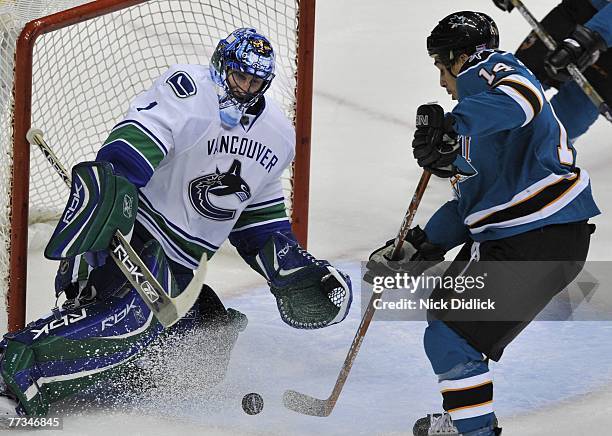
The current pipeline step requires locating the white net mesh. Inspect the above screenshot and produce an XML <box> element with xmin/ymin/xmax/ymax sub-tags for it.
<box><xmin>0</xmin><ymin>0</ymin><xmax>305</xmax><ymax>329</ymax></box>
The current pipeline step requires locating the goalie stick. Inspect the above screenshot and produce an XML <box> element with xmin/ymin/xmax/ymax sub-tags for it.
<box><xmin>283</xmin><ymin>170</ymin><xmax>432</xmax><ymax>417</ymax></box>
<box><xmin>508</xmin><ymin>0</ymin><xmax>612</xmax><ymax>123</ymax></box>
<box><xmin>26</xmin><ymin>127</ymin><xmax>207</xmax><ymax>328</ymax></box>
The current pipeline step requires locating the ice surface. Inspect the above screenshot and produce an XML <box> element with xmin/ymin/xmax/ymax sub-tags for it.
<box><xmin>33</xmin><ymin>265</ymin><xmax>612</xmax><ymax>435</ymax></box>
<box><xmin>15</xmin><ymin>0</ymin><xmax>612</xmax><ymax>434</ymax></box>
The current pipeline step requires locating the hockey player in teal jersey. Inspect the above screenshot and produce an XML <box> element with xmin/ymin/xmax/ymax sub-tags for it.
<box><xmin>366</xmin><ymin>11</ymin><xmax>599</xmax><ymax>436</ymax></box>
<box><xmin>493</xmin><ymin>0</ymin><xmax>612</xmax><ymax>140</ymax></box>
<box><xmin>0</xmin><ymin>28</ymin><xmax>352</xmax><ymax>417</ymax></box>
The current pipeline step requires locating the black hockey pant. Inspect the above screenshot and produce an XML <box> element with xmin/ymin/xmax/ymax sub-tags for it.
<box><xmin>428</xmin><ymin>220</ymin><xmax>594</xmax><ymax>361</ymax></box>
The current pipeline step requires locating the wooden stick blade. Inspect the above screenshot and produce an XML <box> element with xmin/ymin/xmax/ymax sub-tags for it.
<box><xmin>282</xmin><ymin>390</ymin><xmax>332</xmax><ymax>417</ymax></box>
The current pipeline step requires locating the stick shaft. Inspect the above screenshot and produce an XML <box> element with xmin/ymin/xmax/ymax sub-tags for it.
<box><xmin>29</xmin><ymin>130</ymin><xmax>71</xmax><ymax>187</ymax></box>
<box><xmin>509</xmin><ymin>0</ymin><xmax>612</xmax><ymax>122</ymax></box>
<box><xmin>391</xmin><ymin>170</ymin><xmax>431</xmax><ymax>260</ymax></box>
<box><xmin>323</xmin><ymin>170</ymin><xmax>432</xmax><ymax>411</ymax></box>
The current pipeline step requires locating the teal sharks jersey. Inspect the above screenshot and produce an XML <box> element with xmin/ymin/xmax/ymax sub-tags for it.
<box><xmin>424</xmin><ymin>50</ymin><xmax>600</xmax><ymax>250</ymax></box>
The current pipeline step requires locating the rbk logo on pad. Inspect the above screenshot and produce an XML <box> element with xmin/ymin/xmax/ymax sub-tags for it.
<box><xmin>61</xmin><ymin>176</ymin><xmax>86</xmax><ymax>226</ymax></box>
<box><xmin>31</xmin><ymin>309</ymin><xmax>87</xmax><ymax>340</ymax></box>
<box><xmin>189</xmin><ymin>159</ymin><xmax>251</xmax><ymax>221</ymax></box>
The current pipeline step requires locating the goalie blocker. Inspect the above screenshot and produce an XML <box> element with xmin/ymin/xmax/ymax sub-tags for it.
<box><xmin>44</xmin><ymin>161</ymin><xmax>138</xmax><ymax>261</ymax></box>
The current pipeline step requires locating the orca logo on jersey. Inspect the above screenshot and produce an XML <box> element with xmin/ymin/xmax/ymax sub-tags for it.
<box><xmin>189</xmin><ymin>159</ymin><xmax>251</xmax><ymax>221</ymax></box>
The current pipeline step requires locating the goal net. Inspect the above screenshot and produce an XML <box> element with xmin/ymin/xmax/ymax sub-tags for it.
<box><xmin>0</xmin><ymin>0</ymin><xmax>313</xmax><ymax>331</ymax></box>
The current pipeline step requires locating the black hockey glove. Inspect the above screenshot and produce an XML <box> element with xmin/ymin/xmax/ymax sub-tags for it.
<box><xmin>545</xmin><ymin>24</ymin><xmax>607</xmax><ymax>82</ymax></box>
<box><xmin>412</xmin><ymin>104</ymin><xmax>461</xmax><ymax>178</ymax></box>
<box><xmin>364</xmin><ymin>226</ymin><xmax>446</xmax><ymax>286</ymax></box>
<box><xmin>492</xmin><ymin>0</ymin><xmax>513</xmax><ymax>12</ymax></box>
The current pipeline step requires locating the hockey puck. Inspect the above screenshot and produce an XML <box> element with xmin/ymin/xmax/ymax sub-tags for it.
<box><xmin>242</xmin><ymin>392</ymin><xmax>264</xmax><ymax>415</ymax></box>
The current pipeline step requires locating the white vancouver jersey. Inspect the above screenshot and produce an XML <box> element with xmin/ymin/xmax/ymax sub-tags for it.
<box><xmin>98</xmin><ymin>64</ymin><xmax>295</xmax><ymax>269</ymax></box>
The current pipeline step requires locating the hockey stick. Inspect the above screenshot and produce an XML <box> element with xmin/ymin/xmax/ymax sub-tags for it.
<box><xmin>26</xmin><ymin>128</ymin><xmax>207</xmax><ymax>328</ymax></box>
<box><xmin>509</xmin><ymin>0</ymin><xmax>612</xmax><ymax>122</ymax></box>
<box><xmin>283</xmin><ymin>170</ymin><xmax>431</xmax><ymax>417</ymax></box>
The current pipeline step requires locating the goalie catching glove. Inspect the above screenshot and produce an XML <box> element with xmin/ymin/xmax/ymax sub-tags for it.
<box><xmin>253</xmin><ymin>232</ymin><xmax>352</xmax><ymax>329</ymax></box>
<box><xmin>45</xmin><ymin>161</ymin><xmax>138</xmax><ymax>261</ymax></box>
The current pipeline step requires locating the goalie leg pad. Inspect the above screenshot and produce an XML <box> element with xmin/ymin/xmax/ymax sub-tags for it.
<box><xmin>0</xmin><ymin>285</ymin><xmax>161</xmax><ymax>416</ymax></box>
<box><xmin>0</xmin><ymin>239</ymin><xmax>182</xmax><ymax>416</ymax></box>
<box><xmin>255</xmin><ymin>232</ymin><xmax>352</xmax><ymax>329</ymax></box>
<box><xmin>0</xmin><ymin>238</ymin><xmax>245</xmax><ymax>416</ymax></box>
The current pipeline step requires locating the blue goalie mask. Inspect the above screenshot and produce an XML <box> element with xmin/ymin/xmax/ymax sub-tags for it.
<box><xmin>210</xmin><ymin>28</ymin><xmax>276</xmax><ymax>127</ymax></box>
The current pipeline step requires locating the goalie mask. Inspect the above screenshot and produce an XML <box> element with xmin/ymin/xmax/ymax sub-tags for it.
<box><xmin>210</xmin><ymin>28</ymin><xmax>276</xmax><ymax>128</ymax></box>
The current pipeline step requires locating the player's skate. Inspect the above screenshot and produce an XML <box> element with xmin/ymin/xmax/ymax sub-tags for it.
<box><xmin>413</xmin><ymin>413</ymin><xmax>458</xmax><ymax>435</ymax></box>
<box><xmin>413</xmin><ymin>413</ymin><xmax>501</xmax><ymax>436</ymax></box>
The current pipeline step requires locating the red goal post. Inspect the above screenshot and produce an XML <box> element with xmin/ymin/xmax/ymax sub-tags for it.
<box><xmin>6</xmin><ymin>0</ymin><xmax>314</xmax><ymax>332</ymax></box>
